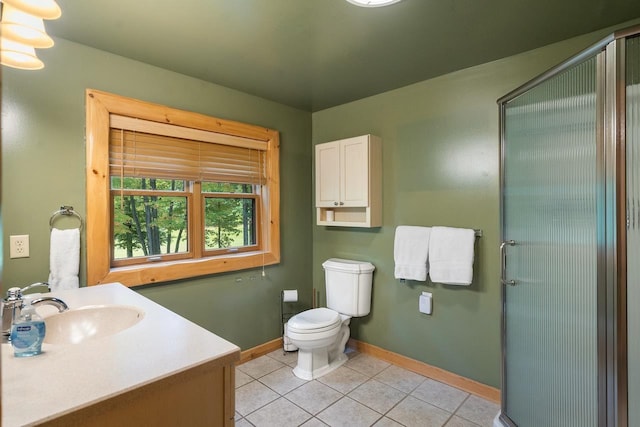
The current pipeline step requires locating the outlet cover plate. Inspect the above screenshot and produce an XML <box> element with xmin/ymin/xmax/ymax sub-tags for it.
<box><xmin>9</xmin><ymin>235</ymin><xmax>30</xmax><ymax>258</ymax></box>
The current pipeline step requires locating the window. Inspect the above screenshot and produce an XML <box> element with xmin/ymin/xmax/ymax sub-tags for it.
<box><xmin>86</xmin><ymin>89</ymin><xmax>280</xmax><ymax>286</ymax></box>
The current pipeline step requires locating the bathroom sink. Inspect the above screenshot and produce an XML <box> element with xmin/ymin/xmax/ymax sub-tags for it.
<box><xmin>44</xmin><ymin>305</ymin><xmax>144</xmax><ymax>345</ymax></box>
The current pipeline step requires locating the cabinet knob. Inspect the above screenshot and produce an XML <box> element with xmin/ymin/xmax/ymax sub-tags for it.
<box><xmin>334</xmin><ymin>202</ymin><xmax>339</xmax><ymax>206</ymax></box>
<box><xmin>339</xmin><ymin>202</ymin><xmax>344</xmax><ymax>206</ymax></box>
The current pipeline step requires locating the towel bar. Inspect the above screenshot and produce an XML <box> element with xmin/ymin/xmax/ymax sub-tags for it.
<box><xmin>49</xmin><ymin>205</ymin><xmax>83</xmax><ymax>230</ymax></box>
<box><xmin>397</xmin><ymin>227</ymin><xmax>482</xmax><ymax>284</ymax></box>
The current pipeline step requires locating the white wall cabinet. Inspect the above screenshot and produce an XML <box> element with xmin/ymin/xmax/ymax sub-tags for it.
<box><xmin>315</xmin><ymin>134</ymin><xmax>381</xmax><ymax>227</ymax></box>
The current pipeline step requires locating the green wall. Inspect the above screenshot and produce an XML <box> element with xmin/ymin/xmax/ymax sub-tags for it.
<box><xmin>1</xmin><ymin>38</ymin><xmax>313</xmax><ymax>350</ymax></box>
<box><xmin>311</xmin><ymin>26</ymin><xmax>635</xmax><ymax>388</ymax></box>
<box><xmin>3</xmin><ymin>20</ymin><xmax>638</xmax><ymax>388</ymax></box>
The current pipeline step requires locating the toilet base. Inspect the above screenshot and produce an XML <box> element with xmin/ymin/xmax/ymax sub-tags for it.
<box><xmin>293</xmin><ymin>351</ymin><xmax>347</xmax><ymax>380</ymax></box>
<box><xmin>291</xmin><ymin>321</ymin><xmax>351</xmax><ymax>380</ymax></box>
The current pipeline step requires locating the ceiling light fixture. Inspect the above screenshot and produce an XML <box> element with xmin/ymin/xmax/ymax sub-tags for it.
<box><xmin>1</xmin><ymin>0</ymin><xmax>61</xmax><ymax>20</ymax></box>
<box><xmin>0</xmin><ymin>0</ymin><xmax>61</xmax><ymax>70</ymax></box>
<box><xmin>0</xmin><ymin>38</ymin><xmax>43</xmax><ymax>69</ymax></box>
<box><xmin>1</xmin><ymin>4</ymin><xmax>54</xmax><ymax>48</ymax></box>
<box><xmin>346</xmin><ymin>0</ymin><xmax>404</xmax><ymax>7</ymax></box>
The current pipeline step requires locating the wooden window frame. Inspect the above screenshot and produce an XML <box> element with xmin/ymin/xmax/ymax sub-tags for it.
<box><xmin>86</xmin><ymin>89</ymin><xmax>280</xmax><ymax>287</ymax></box>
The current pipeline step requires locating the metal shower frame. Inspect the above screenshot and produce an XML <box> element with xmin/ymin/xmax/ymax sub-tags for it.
<box><xmin>497</xmin><ymin>23</ymin><xmax>640</xmax><ymax>427</ymax></box>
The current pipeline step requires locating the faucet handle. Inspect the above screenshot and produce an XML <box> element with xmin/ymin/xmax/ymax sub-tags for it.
<box><xmin>5</xmin><ymin>283</ymin><xmax>50</xmax><ymax>302</ymax></box>
<box><xmin>6</xmin><ymin>287</ymin><xmax>23</xmax><ymax>301</ymax></box>
<box><xmin>19</xmin><ymin>282</ymin><xmax>50</xmax><ymax>294</ymax></box>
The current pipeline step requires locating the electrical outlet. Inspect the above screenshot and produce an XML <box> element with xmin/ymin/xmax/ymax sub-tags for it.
<box><xmin>9</xmin><ymin>235</ymin><xmax>30</xmax><ymax>259</ymax></box>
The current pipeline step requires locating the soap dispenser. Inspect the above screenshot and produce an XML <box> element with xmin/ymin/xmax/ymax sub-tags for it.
<box><xmin>10</xmin><ymin>302</ymin><xmax>46</xmax><ymax>357</ymax></box>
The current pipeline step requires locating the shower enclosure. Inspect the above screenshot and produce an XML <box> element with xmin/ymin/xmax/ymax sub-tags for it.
<box><xmin>498</xmin><ymin>25</ymin><xmax>640</xmax><ymax>427</ymax></box>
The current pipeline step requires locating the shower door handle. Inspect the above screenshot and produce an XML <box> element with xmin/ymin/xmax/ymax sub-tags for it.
<box><xmin>500</xmin><ymin>240</ymin><xmax>517</xmax><ymax>286</ymax></box>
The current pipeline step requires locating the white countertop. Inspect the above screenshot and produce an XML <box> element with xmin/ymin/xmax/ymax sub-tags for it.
<box><xmin>1</xmin><ymin>283</ymin><xmax>240</xmax><ymax>427</ymax></box>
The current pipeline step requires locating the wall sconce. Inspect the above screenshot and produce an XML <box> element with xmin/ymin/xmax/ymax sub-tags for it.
<box><xmin>0</xmin><ymin>0</ymin><xmax>61</xmax><ymax>70</ymax></box>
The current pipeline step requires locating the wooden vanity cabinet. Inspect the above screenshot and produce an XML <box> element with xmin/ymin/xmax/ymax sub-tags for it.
<box><xmin>39</xmin><ymin>354</ymin><xmax>238</xmax><ymax>427</ymax></box>
<box><xmin>315</xmin><ymin>134</ymin><xmax>381</xmax><ymax>227</ymax></box>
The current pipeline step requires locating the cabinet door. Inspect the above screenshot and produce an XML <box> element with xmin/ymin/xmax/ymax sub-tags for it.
<box><xmin>315</xmin><ymin>141</ymin><xmax>340</xmax><ymax>207</ymax></box>
<box><xmin>340</xmin><ymin>136</ymin><xmax>369</xmax><ymax>207</ymax></box>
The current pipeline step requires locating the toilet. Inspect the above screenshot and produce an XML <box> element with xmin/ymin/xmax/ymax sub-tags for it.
<box><xmin>286</xmin><ymin>258</ymin><xmax>375</xmax><ymax>380</ymax></box>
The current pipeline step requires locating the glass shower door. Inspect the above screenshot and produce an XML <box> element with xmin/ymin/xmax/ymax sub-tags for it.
<box><xmin>501</xmin><ymin>56</ymin><xmax>600</xmax><ymax>426</ymax></box>
<box><xmin>627</xmin><ymin>34</ymin><xmax>640</xmax><ymax>427</ymax></box>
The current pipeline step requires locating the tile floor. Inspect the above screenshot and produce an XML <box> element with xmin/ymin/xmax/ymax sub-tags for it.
<box><xmin>235</xmin><ymin>348</ymin><xmax>499</xmax><ymax>427</ymax></box>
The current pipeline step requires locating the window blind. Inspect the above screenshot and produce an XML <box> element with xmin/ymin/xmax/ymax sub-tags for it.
<box><xmin>109</xmin><ymin>116</ymin><xmax>266</xmax><ymax>185</ymax></box>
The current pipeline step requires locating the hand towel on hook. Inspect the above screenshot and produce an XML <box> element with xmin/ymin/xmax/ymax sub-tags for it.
<box><xmin>394</xmin><ymin>226</ymin><xmax>431</xmax><ymax>281</ymax></box>
<box><xmin>428</xmin><ymin>226</ymin><xmax>475</xmax><ymax>285</ymax></box>
<box><xmin>48</xmin><ymin>227</ymin><xmax>80</xmax><ymax>291</ymax></box>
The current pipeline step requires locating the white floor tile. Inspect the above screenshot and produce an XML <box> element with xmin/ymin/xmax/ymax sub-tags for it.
<box><xmin>235</xmin><ymin>352</ymin><xmax>498</xmax><ymax>427</ymax></box>
<box><xmin>374</xmin><ymin>364</ymin><xmax>426</xmax><ymax>393</ymax></box>
<box><xmin>236</xmin><ymin>380</ymin><xmax>280</xmax><ymax>416</ymax></box>
<box><xmin>300</xmin><ymin>418</ymin><xmax>329</xmax><ymax>426</ymax></box>
<box><xmin>246</xmin><ymin>397</ymin><xmax>312</xmax><ymax>427</ymax></box>
<box><xmin>345</xmin><ymin>353</ymin><xmax>390</xmax><ymax>377</ymax></box>
<box><xmin>317</xmin><ymin>396</ymin><xmax>383</xmax><ymax>427</ymax></box>
<box><xmin>238</xmin><ymin>355</ymin><xmax>285</xmax><ymax>379</ymax></box>
<box><xmin>386</xmin><ymin>395</ymin><xmax>451</xmax><ymax>427</ymax></box>
<box><xmin>348</xmin><ymin>379</ymin><xmax>407</xmax><ymax>414</ymax></box>
<box><xmin>236</xmin><ymin>367</ymin><xmax>253</xmax><ymax>388</ymax></box>
<box><xmin>455</xmin><ymin>395</ymin><xmax>500</xmax><ymax>427</ymax></box>
<box><xmin>317</xmin><ymin>366</ymin><xmax>369</xmax><ymax>394</ymax></box>
<box><xmin>373</xmin><ymin>417</ymin><xmax>405</xmax><ymax>426</ymax></box>
<box><xmin>267</xmin><ymin>348</ymin><xmax>299</xmax><ymax>367</ymax></box>
<box><xmin>285</xmin><ymin>380</ymin><xmax>343</xmax><ymax>415</ymax></box>
<box><xmin>411</xmin><ymin>378</ymin><xmax>469</xmax><ymax>412</ymax></box>
<box><xmin>445</xmin><ymin>415</ymin><xmax>481</xmax><ymax>427</ymax></box>
<box><xmin>260</xmin><ymin>366</ymin><xmax>308</xmax><ymax>395</ymax></box>
<box><xmin>235</xmin><ymin>418</ymin><xmax>254</xmax><ymax>427</ymax></box>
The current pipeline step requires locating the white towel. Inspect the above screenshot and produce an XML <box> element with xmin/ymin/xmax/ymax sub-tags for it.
<box><xmin>394</xmin><ymin>226</ymin><xmax>431</xmax><ymax>281</ymax></box>
<box><xmin>48</xmin><ymin>228</ymin><xmax>80</xmax><ymax>291</ymax></box>
<box><xmin>428</xmin><ymin>226</ymin><xmax>475</xmax><ymax>285</ymax></box>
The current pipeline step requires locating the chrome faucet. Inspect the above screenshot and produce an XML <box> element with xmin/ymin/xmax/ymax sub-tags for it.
<box><xmin>1</xmin><ymin>282</ymin><xmax>68</xmax><ymax>338</ymax></box>
<box><xmin>30</xmin><ymin>297</ymin><xmax>69</xmax><ymax>312</ymax></box>
<box><xmin>19</xmin><ymin>282</ymin><xmax>51</xmax><ymax>294</ymax></box>
<box><xmin>2</xmin><ymin>287</ymin><xmax>28</xmax><ymax>338</ymax></box>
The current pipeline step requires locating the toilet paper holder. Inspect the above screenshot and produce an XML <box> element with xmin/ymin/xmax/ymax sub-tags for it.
<box><xmin>281</xmin><ymin>290</ymin><xmax>298</xmax><ymax>322</ymax></box>
<box><xmin>281</xmin><ymin>290</ymin><xmax>299</xmax><ymax>352</ymax></box>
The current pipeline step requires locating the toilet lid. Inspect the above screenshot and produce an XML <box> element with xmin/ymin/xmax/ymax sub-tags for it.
<box><xmin>288</xmin><ymin>307</ymin><xmax>341</xmax><ymax>330</ymax></box>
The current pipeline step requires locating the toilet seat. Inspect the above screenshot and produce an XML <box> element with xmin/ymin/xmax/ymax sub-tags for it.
<box><xmin>288</xmin><ymin>308</ymin><xmax>341</xmax><ymax>334</ymax></box>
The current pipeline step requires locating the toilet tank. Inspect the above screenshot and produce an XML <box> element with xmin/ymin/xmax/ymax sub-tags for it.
<box><xmin>323</xmin><ymin>258</ymin><xmax>375</xmax><ymax>317</ymax></box>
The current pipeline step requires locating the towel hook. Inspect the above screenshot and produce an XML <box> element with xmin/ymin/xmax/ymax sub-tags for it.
<box><xmin>49</xmin><ymin>205</ymin><xmax>83</xmax><ymax>231</ymax></box>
